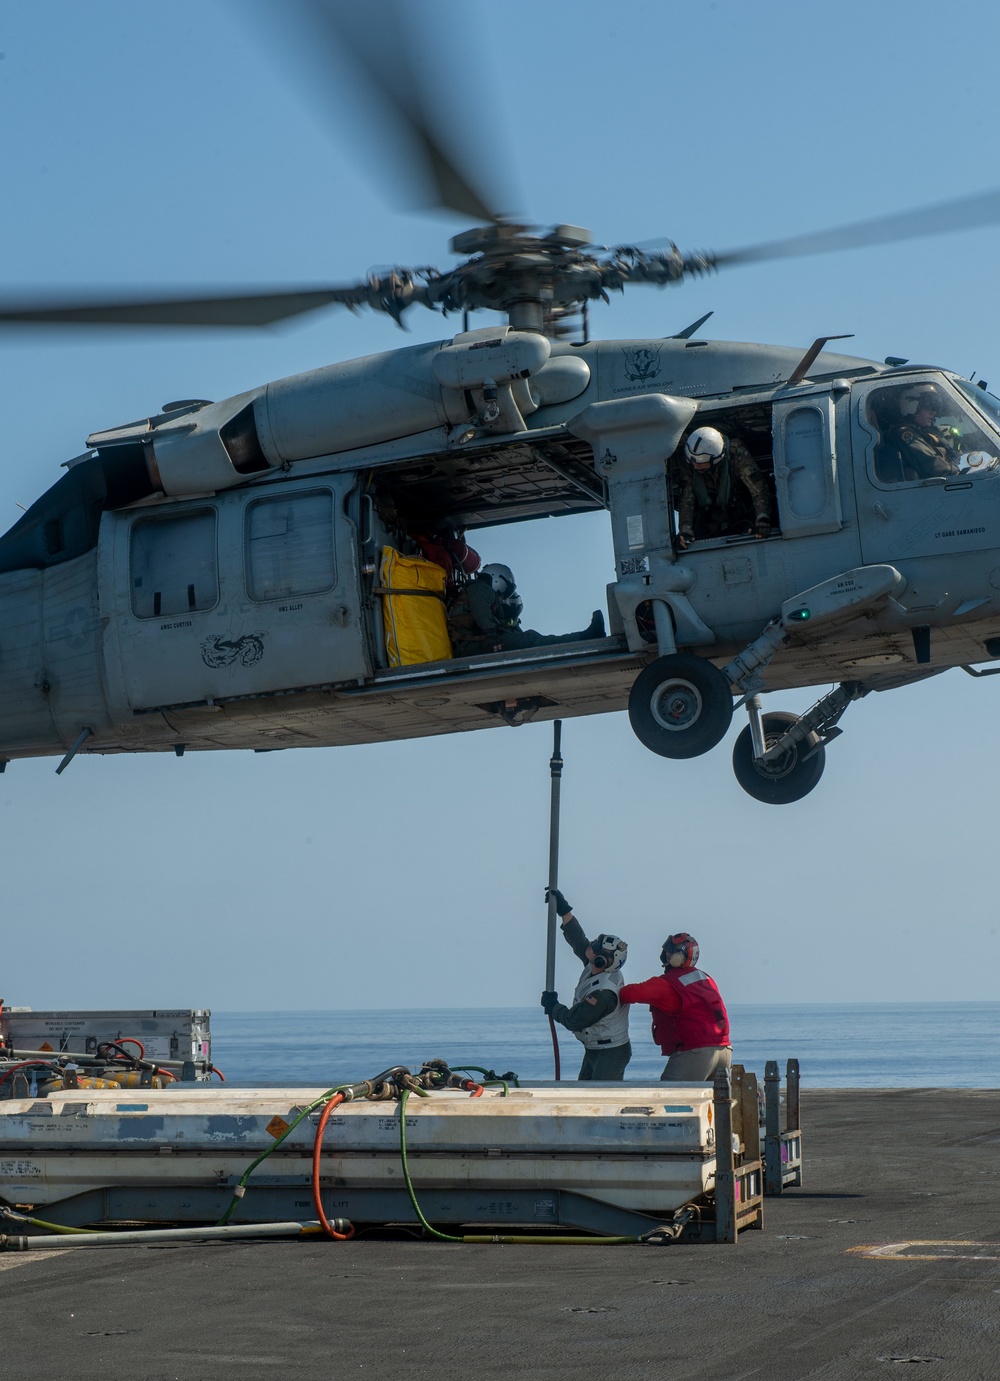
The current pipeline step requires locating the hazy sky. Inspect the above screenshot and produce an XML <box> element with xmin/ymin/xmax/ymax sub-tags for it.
<box><xmin>1</xmin><ymin>0</ymin><xmax>999</xmax><ymax>1015</ymax></box>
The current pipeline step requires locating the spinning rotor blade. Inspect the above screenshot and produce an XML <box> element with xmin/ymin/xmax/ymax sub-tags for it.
<box><xmin>0</xmin><ymin>285</ymin><xmax>380</xmax><ymax>329</ymax></box>
<box><xmin>259</xmin><ymin>0</ymin><xmax>505</xmax><ymax>223</ymax></box>
<box><xmin>713</xmin><ymin>186</ymin><xmax>1000</xmax><ymax>267</ymax></box>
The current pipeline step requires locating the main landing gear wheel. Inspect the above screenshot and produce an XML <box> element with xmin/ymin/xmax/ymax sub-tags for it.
<box><xmin>732</xmin><ymin>710</ymin><xmax>826</xmax><ymax>805</ymax></box>
<box><xmin>627</xmin><ymin>654</ymin><xmax>733</xmax><ymax>760</ymax></box>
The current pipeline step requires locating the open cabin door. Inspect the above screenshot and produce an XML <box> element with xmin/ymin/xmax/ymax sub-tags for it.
<box><xmin>771</xmin><ymin>392</ymin><xmax>842</xmax><ymax>538</ymax></box>
<box><xmin>99</xmin><ymin>477</ymin><xmax>369</xmax><ymax>714</ymax></box>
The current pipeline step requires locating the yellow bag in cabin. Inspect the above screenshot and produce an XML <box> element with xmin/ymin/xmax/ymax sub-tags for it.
<box><xmin>379</xmin><ymin>548</ymin><xmax>453</xmax><ymax>667</ymax></box>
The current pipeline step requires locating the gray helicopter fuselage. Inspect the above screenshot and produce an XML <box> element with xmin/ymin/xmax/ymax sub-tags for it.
<box><xmin>3</xmin><ymin>330</ymin><xmax>1000</xmax><ymax>768</ymax></box>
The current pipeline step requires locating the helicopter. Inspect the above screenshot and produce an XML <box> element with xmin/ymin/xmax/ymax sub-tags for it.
<box><xmin>4</xmin><ymin>2</ymin><xmax>1000</xmax><ymax>805</ymax></box>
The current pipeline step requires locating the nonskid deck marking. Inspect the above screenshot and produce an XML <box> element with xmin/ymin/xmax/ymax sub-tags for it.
<box><xmin>849</xmin><ymin>1240</ymin><xmax>1000</xmax><ymax>1261</ymax></box>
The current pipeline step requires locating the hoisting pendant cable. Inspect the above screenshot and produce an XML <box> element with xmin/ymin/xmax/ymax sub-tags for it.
<box><xmin>546</xmin><ymin>720</ymin><xmax>563</xmax><ymax>1081</ymax></box>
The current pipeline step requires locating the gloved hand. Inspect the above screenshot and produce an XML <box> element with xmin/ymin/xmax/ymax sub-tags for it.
<box><xmin>676</xmin><ymin>531</ymin><xmax>693</xmax><ymax>550</ymax></box>
<box><xmin>540</xmin><ymin>991</ymin><xmax>559</xmax><ymax>1015</ymax></box>
<box><xmin>545</xmin><ymin>887</ymin><xmax>572</xmax><ymax>917</ymax></box>
<box><xmin>755</xmin><ymin>518</ymin><xmax>771</xmax><ymax>539</ymax></box>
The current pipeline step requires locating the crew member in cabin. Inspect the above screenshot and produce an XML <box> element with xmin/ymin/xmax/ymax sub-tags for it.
<box><xmin>414</xmin><ymin>526</ymin><xmax>482</xmax><ymax>599</ymax></box>
<box><xmin>673</xmin><ymin>425</ymin><xmax>772</xmax><ymax>548</ymax></box>
<box><xmin>618</xmin><ymin>932</ymin><xmax>732</xmax><ymax>1082</ymax></box>
<box><xmin>539</xmin><ymin>888</ymin><xmax>631</xmax><ymax>1081</ymax></box>
<box><xmin>447</xmin><ymin>563</ymin><xmax>605</xmax><ymax>656</ymax></box>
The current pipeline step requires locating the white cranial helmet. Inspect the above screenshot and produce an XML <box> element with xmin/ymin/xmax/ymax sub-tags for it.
<box><xmin>480</xmin><ymin>563</ymin><xmax>516</xmax><ymax>596</ymax></box>
<box><xmin>684</xmin><ymin>427</ymin><xmax>727</xmax><ymax>465</ymax></box>
<box><xmin>591</xmin><ymin>933</ymin><xmax>628</xmax><ymax>972</ymax></box>
<box><xmin>899</xmin><ymin>384</ymin><xmax>942</xmax><ymax>419</ymax></box>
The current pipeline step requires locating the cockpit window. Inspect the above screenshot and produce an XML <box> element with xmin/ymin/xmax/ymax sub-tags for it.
<box><xmin>865</xmin><ymin>380</ymin><xmax>1000</xmax><ymax>485</ymax></box>
<box><xmin>955</xmin><ymin>379</ymin><xmax>1000</xmax><ymax>430</ymax></box>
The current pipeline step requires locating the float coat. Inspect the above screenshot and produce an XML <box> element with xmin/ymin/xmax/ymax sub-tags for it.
<box><xmin>619</xmin><ymin>968</ymin><xmax>729</xmax><ymax>1054</ymax></box>
<box><xmin>571</xmin><ymin>967</ymin><xmax>629</xmax><ymax>1050</ymax></box>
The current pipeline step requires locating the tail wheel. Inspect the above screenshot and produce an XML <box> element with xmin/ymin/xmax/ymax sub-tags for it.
<box><xmin>732</xmin><ymin>710</ymin><xmax>825</xmax><ymax>804</ymax></box>
<box><xmin>627</xmin><ymin>654</ymin><xmax>733</xmax><ymax>760</ymax></box>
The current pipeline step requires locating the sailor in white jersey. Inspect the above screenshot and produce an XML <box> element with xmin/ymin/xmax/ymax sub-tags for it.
<box><xmin>540</xmin><ymin>888</ymin><xmax>631</xmax><ymax>1080</ymax></box>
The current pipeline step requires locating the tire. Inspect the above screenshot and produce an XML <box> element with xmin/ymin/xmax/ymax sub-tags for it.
<box><xmin>732</xmin><ymin>710</ymin><xmax>826</xmax><ymax>805</ymax></box>
<box><xmin>627</xmin><ymin>654</ymin><xmax>733</xmax><ymax>760</ymax></box>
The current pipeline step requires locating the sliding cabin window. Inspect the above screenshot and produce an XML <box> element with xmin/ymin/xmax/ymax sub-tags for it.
<box><xmin>244</xmin><ymin>489</ymin><xmax>336</xmax><ymax>602</ymax></box>
<box><xmin>130</xmin><ymin>509</ymin><xmax>219</xmax><ymax>619</ymax></box>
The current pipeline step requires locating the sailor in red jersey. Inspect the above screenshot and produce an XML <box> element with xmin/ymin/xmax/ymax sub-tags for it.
<box><xmin>618</xmin><ymin>932</ymin><xmax>733</xmax><ymax>1082</ymax></box>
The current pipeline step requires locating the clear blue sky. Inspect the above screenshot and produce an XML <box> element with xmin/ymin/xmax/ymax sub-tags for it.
<box><xmin>1</xmin><ymin>0</ymin><xmax>999</xmax><ymax>1013</ymax></box>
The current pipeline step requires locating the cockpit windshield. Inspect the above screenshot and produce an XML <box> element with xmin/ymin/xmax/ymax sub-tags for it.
<box><xmin>865</xmin><ymin>378</ymin><xmax>1000</xmax><ymax>484</ymax></box>
<box><xmin>955</xmin><ymin>379</ymin><xmax>1000</xmax><ymax>432</ymax></box>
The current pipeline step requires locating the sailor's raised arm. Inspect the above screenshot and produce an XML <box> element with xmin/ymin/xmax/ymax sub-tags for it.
<box><xmin>546</xmin><ymin>887</ymin><xmax>590</xmax><ymax>963</ymax></box>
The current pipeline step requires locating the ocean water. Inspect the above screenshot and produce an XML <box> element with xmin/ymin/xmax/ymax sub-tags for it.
<box><xmin>211</xmin><ymin>1003</ymin><xmax>1000</xmax><ymax>1089</ymax></box>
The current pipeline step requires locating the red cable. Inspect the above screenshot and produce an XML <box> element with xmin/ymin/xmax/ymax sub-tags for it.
<box><xmin>114</xmin><ymin>1037</ymin><xmax>145</xmax><ymax>1059</ymax></box>
<box><xmin>311</xmin><ymin>1094</ymin><xmax>355</xmax><ymax>1240</ymax></box>
<box><xmin>0</xmin><ymin>1060</ymin><xmax>57</xmax><ymax>1086</ymax></box>
<box><xmin>210</xmin><ymin>1065</ymin><xmax>226</xmax><ymax>1082</ymax></box>
<box><xmin>154</xmin><ymin>1067</ymin><xmax>178</xmax><ymax>1081</ymax></box>
<box><xmin>548</xmin><ymin>1015</ymin><xmax>561</xmax><ymax>1081</ymax></box>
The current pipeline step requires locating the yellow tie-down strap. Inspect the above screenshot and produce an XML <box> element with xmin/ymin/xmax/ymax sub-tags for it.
<box><xmin>379</xmin><ymin>548</ymin><xmax>453</xmax><ymax>667</ymax></box>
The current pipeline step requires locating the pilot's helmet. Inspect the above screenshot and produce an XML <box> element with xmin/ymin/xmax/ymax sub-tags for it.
<box><xmin>590</xmin><ymin>933</ymin><xmax>628</xmax><ymax>972</ymax></box>
<box><xmin>899</xmin><ymin>384</ymin><xmax>943</xmax><ymax>420</ymax></box>
<box><xmin>660</xmin><ymin>932</ymin><xmax>699</xmax><ymax>969</ymax></box>
<box><xmin>684</xmin><ymin>427</ymin><xmax>727</xmax><ymax>466</ymax></box>
<box><xmin>480</xmin><ymin>562</ymin><xmax>516</xmax><ymax>597</ymax></box>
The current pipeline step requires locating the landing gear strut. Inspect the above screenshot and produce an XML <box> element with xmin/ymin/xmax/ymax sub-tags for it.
<box><xmin>732</xmin><ymin>684</ymin><xmax>868</xmax><ymax>804</ymax></box>
<box><xmin>732</xmin><ymin>705</ymin><xmax>825</xmax><ymax>805</ymax></box>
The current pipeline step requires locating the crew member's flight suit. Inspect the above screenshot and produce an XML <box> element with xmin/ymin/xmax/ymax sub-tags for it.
<box><xmin>886</xmin><ymin>420</ymin><xmax>960</xmax><ymax>481</ymax></box>
<box><xmin>547</xmin><ymin>915</ymin><xmax>631</xmax><ymax>1081</ymax></box>
<box><xmin>675</xmin><ymin>436</ymin><xmax>772</xmax><ymax>542</ymax></box>
<box><xmin>447</xmin><ymin>574</ymin><xmax>603</xmax><ymax>656</ymax></box>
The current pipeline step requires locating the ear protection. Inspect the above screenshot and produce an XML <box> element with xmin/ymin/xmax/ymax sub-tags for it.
<box><xmin>591</xmin><ymin>934</ymin><xmax>627</xmax><ymax>971</ymax></box>
<box><xmin>660</xmin><ymin>933</ymin><xmax>699</xmax><ymax>969</ymax></box>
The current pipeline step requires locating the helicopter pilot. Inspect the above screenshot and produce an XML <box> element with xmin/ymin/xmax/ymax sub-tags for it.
<box><xmin>447</xmin><ymin>564</ymin><xmax>605</xmax><ymax>656</ymax></box>
<box><xmin>673</xmin><ymin>425</ymin><xmax>773</xmax><ymax>549</ymax></box>
<box><xmin>885</xmin><ymin>385</ymin><xmax>961</xmax><ymax>482</ymax></box>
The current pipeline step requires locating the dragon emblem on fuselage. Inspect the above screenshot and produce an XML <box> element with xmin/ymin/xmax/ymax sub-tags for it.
<box><xmin>201</xmin><ymin>632</ymin><xmax>267</xmax><ymax>669</ymax></box>
<box><xmin>622</xmin><ymin>344</ymin><xmax>662</xmax><ymax>383</ymax></box>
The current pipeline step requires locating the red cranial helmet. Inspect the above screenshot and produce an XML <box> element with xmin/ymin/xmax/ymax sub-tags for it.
<box><xmin>660</xmin><ymin>933</ymin><xmax>699</xmax><ymax>969</ymax></box>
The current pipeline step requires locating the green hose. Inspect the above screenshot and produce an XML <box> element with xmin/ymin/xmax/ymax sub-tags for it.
<box><xmin>462</xmin><ymin>1234</ymin><xmax>640</xmax><ymax>1245</ymax></box>
<box><xmin>398</xmin><ymin>1089</ymin><xmax>643</xmax><ymax>1246</ymax></box>
<box><xmin>1</xmin><ymin>1208</ymin><xmax>93</xmax><ymax>1235</ymax></box>
<box><xmin>218</xmin><ymin>1084</ymin><xmax>350</xmax><ymax>1225</ymax></box>
<box><xmin>454</xmin><ymin>1065</ymin><xmax>520</xmax><ymax>1088</ymax></box>
<box><xmin>398</xmin><ymin>1088</ymin><xmax>464</xmax><ymax>1242</ymax></box>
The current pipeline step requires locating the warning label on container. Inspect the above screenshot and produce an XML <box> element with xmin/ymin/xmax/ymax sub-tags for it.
<box><xmin>0</xmin><ymin>1159</ymin><xmax>41</xmax><ymax>1178</ymax></box>
<box><xmin>265</xmin><ymin>1115</ymin><xmax>291</xmax><ymax>1139</ymax></box>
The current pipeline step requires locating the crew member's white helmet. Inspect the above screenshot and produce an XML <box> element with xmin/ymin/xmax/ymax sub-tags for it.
<box><xmin>480</xmin><ymin>563</ymin><xmax>516</xmax><ymax>596</ymax></box>
<box><xmin>899</xmin><ymin>384</ymin><xmax>943</xmax><ymax>419</ymax></box>
<box><xmin>684</xmin><ymin>427</ymin><xmax>727</xmax><ymax>466</ymax></box>
<box><xmin>591</xmin><ymin>933</ymin><xmax>628</xmax><ymax>972</ymax></box>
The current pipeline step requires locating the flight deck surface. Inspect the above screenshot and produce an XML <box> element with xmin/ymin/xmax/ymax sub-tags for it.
<box><xmin>2</xmin><ymin>1088</ymin><xmax>997</xmax><ymax>1380</ymax></box>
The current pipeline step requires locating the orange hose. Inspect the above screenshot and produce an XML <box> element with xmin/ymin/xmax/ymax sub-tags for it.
<box><xmin>311</xmin><ymin>1094</ymin><xmax>355</xmax><ymax>1240</ymax></box>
